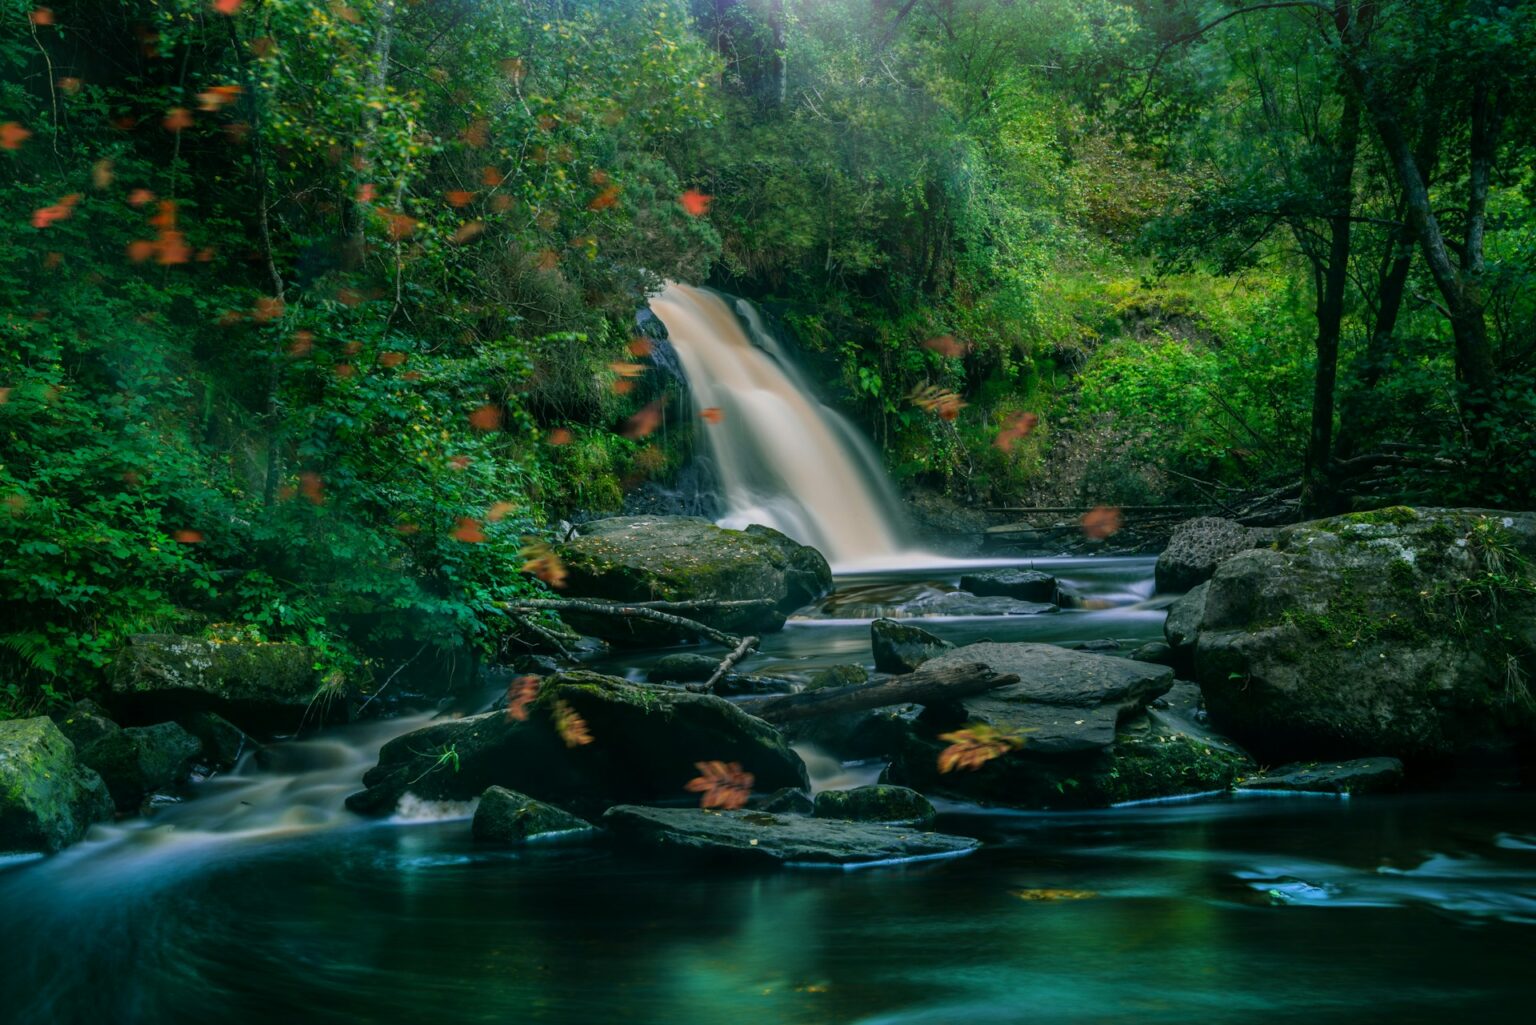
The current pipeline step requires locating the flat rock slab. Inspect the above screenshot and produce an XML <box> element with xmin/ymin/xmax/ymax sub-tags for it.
<box><xmin>958</xmin><ymin>569</ymin><xmax>1058</xmax><ymax>603</ymax></box>
<box><xmin>602</xmin><ymin>805</ymin><xmax>979</xmax><ymax>867</ymax></box>
<box><xmin>1239</xmin><ymin>757</ymin><xmax>1405</xmax><ymax>795</ymax></box>
<box><xmin>901</xmin><ymin>593</ymin><xmax>1057</xmax><ymax>617</ymax></box>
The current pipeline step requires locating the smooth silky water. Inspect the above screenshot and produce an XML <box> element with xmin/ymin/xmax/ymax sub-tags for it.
<box><xmin>4</xmin><ymin>560</ymin><xmax>1536</xmax><ymax>1025</ymax></box>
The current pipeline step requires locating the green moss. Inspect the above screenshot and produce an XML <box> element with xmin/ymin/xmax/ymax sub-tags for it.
<box><xmin>1104</xmin><ymin>731</ymin><xmax>1251</xmax><ymax>804</ymax></box>
<box><xmin>1338</xmin><ymin>506</ymin><xmax>1421</xmax><ymax>527</ymax></box>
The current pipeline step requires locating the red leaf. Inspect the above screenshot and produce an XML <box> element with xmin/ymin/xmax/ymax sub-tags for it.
<box><xmin>1081</xmin><ymin>506</ymin><xmax>1122</xmax><ymax>541</ymax></box>
<box><xmin>452</xmin><ymin>517</ymin><xmax>486</xmax><ymax>543</ymax></box>
<box><xmin>679</xmin><ymin>189</ymin><xmax>712</xmax><ymax>216</ymax></box>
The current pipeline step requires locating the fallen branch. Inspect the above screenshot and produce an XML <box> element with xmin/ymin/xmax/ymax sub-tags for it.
<box><xmin>503</xmin><ymin>598</ymin><xmax>744</xmax><ymax>648</ymax></box>
<box><xmin>702</xmin><ymin>634</ymin><xmax>759</xmax><ymax>693</ymax></box>
<box><xmin>503</xmin><ymin>609</ymin><xmax>575</xmax><ymax>659</ymax></box>
<box><xmin>731</xmin><ymin>662</ymin><xmax>1018</xmax><ymax>724</ymax></box>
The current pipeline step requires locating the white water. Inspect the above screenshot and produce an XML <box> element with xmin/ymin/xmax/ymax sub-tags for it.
<box><xmin>649</xmin><ymin>283</ymin><xmax>910</xmax><ymax>567</ymax></box>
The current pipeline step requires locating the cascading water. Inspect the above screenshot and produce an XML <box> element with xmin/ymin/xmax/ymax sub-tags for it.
<box><xmin>648</xmin><ymin>283</ymin><xmax>910</xmax><ymax>567</ymax></box>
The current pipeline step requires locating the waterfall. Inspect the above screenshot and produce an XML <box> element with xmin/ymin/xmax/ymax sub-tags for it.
<box><xmin>648</xmin><ymin>283</ymin><xmax>909</xmax><ymax>567</ymax></box>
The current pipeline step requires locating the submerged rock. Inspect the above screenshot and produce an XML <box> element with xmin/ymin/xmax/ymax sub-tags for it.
<box><xmin>871</xmin><ymin>618</ymin><xmax>952</xmax><ymax>674</ymax></box>
<box><xmin>178</xmin><ymin>711</ymin><xmax>255</xmax><ymax>770</ymax></box>
<box><xmin>814</xmin><ymin>784</ymin><xmax>935</xmax><ymax>826</ymax></box>
<box><xmin>1155</xmin><ymin>517</ymin><xmax>1275</xmax><ymax>593</ymax></box>
<box><xmin>555</xmin><ymin>516</ymin><xmax>833</xmax><ymax>641</ymax></box>
<box><xmin>601</xmin><ymin>805</ymin><xmax>979</xmax><ymax>867</ymax></box>
<box><xmin>1238</xmin><ymin>757</ymin><xmax>1405</xmax><ymax>795</ymax></box>
<box><xmin>1176</xmin><ymin>507</ymin><xmax>1536</xmax><ymax>766</ymax></box>
<box><xmin>472</xmin><ymin>786</ymin><xmax>595</xmax><ymax>844</ymax></box>
<box><xmin>0</xmin><ymin>717</ymin><xmax>113</xmax><ymax>854</ymax></box>
<box><xmin>958</xmin><ymin>569</ymin><xmax>1058</xmax><ymax>603</ymax></box>
<box><xmin>348</xmin><ymin>671</ymin><xmax>807</xmax><ymax>817</ymax></box>
<box><xmin>107</xmin><ymin>634</ymin><xmax>334</xmax><ymax>732</ymax></box>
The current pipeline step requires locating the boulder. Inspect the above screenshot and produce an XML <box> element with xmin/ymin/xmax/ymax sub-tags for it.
<box><xmin>1180</xmin><ymin>508</ymin><xmax>1536</xmax><ymax>765</ymax></box>
<box><xmin>900</xmin><ymin>592</ymin><xmax>1056</xmax><ymax>617</ymax></box>
<box><xmin>178</xmin><ymin>711</ymin><xmax>256</xmax><ymax>770</ymax></box>
<box><xmin>601</xmin><ymin>805</ymin><xmax>979</xmax><ymax>867</ymax></box>
<box><xmin>107</xmin><ymin>634</ymin><xmax>334</xmax><ymax>732</ymax></box>
<box><xmin>0</xmin><ymin>717</ymin><xmax>113</xmax><ymax>854</ymax></box>
<box><xmin>555</xmin><ymin>517</ymin><xmax>833</xmax><ymax>641</ymax></box>
<box><xmin>871</xmin><ymin>618</ymin><xmax>952</xmax><ymax>673</ymax></box>
<box><xmin>472</xmin><ymin>786</ymin><xmax>595</xmax><ymax>844</ymax></box>
<box><xmin>646</xmin><ymin>653</ymin><xmax>722</xmax><ymax>683</ymax></box>
<box><xmin>1129</xmin><ymin>640</ymin><xmax>1174</xmax><ymax>666</ymax></box>
<box><xmin>883</xmin><ymin>642</ymin><xmax>1174</xmax><ymax>808</ymax></box>
<box><xmin>1238</xmin><ymin>756</ymin><xmax>1405</xmax><ymax>795</ymax></box>
<box><xmin>347</xmin><ymin>671</ymin><xmax>807</xmax><ymax>817</ymax></box>
<box><xmin>52</xmin><ymin>704</ymin><xmax>200</xmax><ymax>811</ymax></box>
<box><xmin>805</xmin><ymin>664</ymin><xmax>868</xmax><ymax>690</ymax></box>
<box><xmin>958</xmin><ymin>569</ymin><xmax>1058</xmax><ymax>603</ymax></box>
<box><xmin>1155</xmin><ymin>517</ymin><xmax>1275</xmax><ymax>593</ymax></box>
<box><xmin>814</xmin><ymin>784</ymin><xmax>935</xmax><ymax>826</ymax></box>
<box><xmin>1103</xmin><ymin>683</ymin><xmax>1255</xmax><ymax>803</ymax></box>
<box><xmin>1162</xmin><ymin>581</ymin><xmax>1208</xmax><ymax>678</ymax></box>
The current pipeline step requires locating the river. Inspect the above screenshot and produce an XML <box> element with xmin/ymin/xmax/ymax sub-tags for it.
<box><xmin>3</xmin><ymin>557</ymin><xmax>1534</xmax><ymax>1025</ymax></box>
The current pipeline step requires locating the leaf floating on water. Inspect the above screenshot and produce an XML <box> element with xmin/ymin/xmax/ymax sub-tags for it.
<box><xmin>684</xmin><ymin>760</ymin><xmax>755</xmax><ymax>810</ymax></box>
<box><xmin>1011</xmin><ymin>888</ymin><xmax>1097</xmax><ymax>902</ymax></box>
<box><xmin>937</xmin><ymin>723</ymin><xmax>1025</xmax><ymax>773</ymax></box>
<box><xmin>552</xmin><ymin>699</ymin><xmax>593</xmax><ymax>747</ymax></box>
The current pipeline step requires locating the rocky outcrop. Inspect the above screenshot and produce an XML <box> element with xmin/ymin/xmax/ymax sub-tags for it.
<box><xmin>883</xmin><ymin>642</ymin><xmax>1175</xmax><ymax>808</ymax></box>
<box><xmin>1172</xmin><ymin>507</ymin><xmax>1536</xmax><ymax>766</ymax></box>
<box><xmin>107</xmin><ymin>634</ymin><xmax>334</xmax><ymax>732</ymax></box>
<box><xmin>0</xmin><ymin>717</ymin><xmax>113</xmax><ymax>854</ymax></box>
<box><xmin>601</xmin><ymin>805</ymin><xmax>979</xmax><ymax>867</ymax></box>
<box><xmin>347</xmin><ymin>671</ymin><xmax>807</xmax><ymax>817</ymax></box>
<box><xmin>554</xmin><ymin>516</ymin><xmax>833</xmax><ymax>640</ymax></box>
<box><xmin>1238</xmin><ymin>757</ymin><xmax>1405</xmax><ymax>795</ymax></box>
<box><xmin>958</xmin><ymin>569</ymin><xmax>1058</xmax><ymax>603</ymax></box>
<box><xmin>472</xmin><ymin>786</ymin><xmax>596</xmax><ymax>844</ymax></box>
<box><xmin>871</xmin><ymin>618</ymin><xmax>952</xmax><ymax>674</ymax></box>
<box><xmin>52</xmin><ymin>703</ymin><xmax>201</xmax><ymax>811</ymax></box>
<box><xmin>814</xmin><ymin>784</ymin><xmax>935</xmax><ymax>826</ymax></box>
<box><xmin>1155</xmin><ymin>517</ymin><xmax>1274</xmax><ymax>593</ymax></box>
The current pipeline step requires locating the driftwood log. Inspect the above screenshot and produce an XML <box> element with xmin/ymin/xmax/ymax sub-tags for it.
<box><xmin>730</xmin><ymin>662</ymin><xmax>1017</xmax><ymax>724</ymax></box>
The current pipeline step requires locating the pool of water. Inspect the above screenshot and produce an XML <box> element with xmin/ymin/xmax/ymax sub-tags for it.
<box><xmin>4</xmin><ymin>557</ymin><xmax>1534</xmax><ymax>1025</ymax></box>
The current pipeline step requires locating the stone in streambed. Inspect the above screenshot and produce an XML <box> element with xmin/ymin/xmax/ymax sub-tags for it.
<box><xmin>0</xmin><ymin>717</ymin><xmax>114</xmax><ymax>854</ymax></box>
<box><xmin>901</xmin><ymin>593</ymin><xmax>1056</xmax><ymax>617</ymax></box>
<box><xmin>1238</xmin><ymin>757</ymin><xmax>1405</xmax><ymax>795</ymax></box>
<box><xmin>646</xmin><ymin>653</ymin><xmax>723</xmax><ymax>683</ymax></box>
<box><xmin>178</xmin><ymin>711</ymin><xmax>256</xmax><ymax>770</ymax></box>
<box><xmin>472</xmin><ymin>786</ymin><xmax>595</xmax><ymax>844</ymax></box>
<box><xmin>871</xmin><ymin>618</ymin><xmax>952</xmax><ymax>674</ymax></box>
<box><xmin>601</xmin><ymin>805</ymin><xmax>978</xmax><ymax>867</ymax></box>
<box><xmin>52</xmin><ymin>703</ymin><xmax>200</xmax><ymax>811</ymax></box>
<box><xmin>958</xmin><ymin>569</ymin><xmax>1058</xmax><ymax>603</ymax></box>
<box><xmin>757</xmin><ymin>787</ymin><xmax>815</xmax><ymax>815</ymax></box>
<box><xmin>1103</xmin><ymin>683</ymin><xmax>1255</xmax><ymax>803</ymax></box>
<box><xmin>814</xmin><ymin>784</ymin><xmax>935</xmax><ymax>826</ymax></box>
<box><xmin>1155</xmin><ymin>517</ymin><xmax>1275</xmax><ymax>593</ymax></box>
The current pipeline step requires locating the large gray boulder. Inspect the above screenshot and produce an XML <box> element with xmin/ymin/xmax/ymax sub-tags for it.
<box><xmin>347</xmin><ymin>671</ymin><xmax>807</xmax><ymax>817</ymax></box>
<box><xmin>0</xmin><ymin>717</ymin><xmax>114</xmax><ymax>854</ymax></box>
<box><xmin>108</xmin><ymin>634</ymin><xmax>333</xmax><ymax>732</ymax></box>
<box><xmin>1177</xmin><ymin>507</ymin><xmax>1536</xmax><ymax>766</ymax></box>
<box><xmin>601</xmin><ymin>805</ymin><xmax>979</xmax><ymax>867</ymax></box>
<box><xmin>1156</xmin><ymin>517</ymin><xmax>1274</xmax><ymax>593</ymax></box>
<box><xmin>555</xmin><ymin>516</ymin><xmax>832</xmax><ymax>640</ymax></box>
<box><xmin>883</xmin><ymin>642</ymin><xmax>1175</xmax><ymax>808</ymax></box>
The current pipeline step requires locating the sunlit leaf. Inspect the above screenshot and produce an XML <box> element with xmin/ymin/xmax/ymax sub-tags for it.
<box><xmin>506</xmin><ymin>675</ymin><xmax>540</xmax><ymax>721</ymax></box>
<box><xmin>937</xmin><ymin>724</ymin><xmax>1025</xmax><ymax>773</ymax></box>
<box><xmin>684</xmin><ymin>760</ymin><xmax>755</xmax><ymax>810</ymax></box>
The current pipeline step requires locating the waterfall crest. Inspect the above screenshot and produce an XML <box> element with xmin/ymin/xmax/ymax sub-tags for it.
<box><xmin>648</xmin><ymin>283</ymin><xmax>908</xmax><ymax>567</ymax></box>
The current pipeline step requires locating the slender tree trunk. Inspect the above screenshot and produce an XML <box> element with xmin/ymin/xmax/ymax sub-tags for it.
<box><xmin>1301</xmin><ymin>87</ymin><xmax>1360</xmax><ymax>516</ymax></box>
<box><xmin>345</xmin><ymin>0</ymin><xmax>396</xmax><ymax>266</ymax></box>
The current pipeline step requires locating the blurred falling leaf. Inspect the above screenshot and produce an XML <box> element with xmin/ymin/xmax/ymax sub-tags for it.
<box><xmin>379</xmin><ymin>209</ymin><xmax>417</xmax><ymax>240</ymax></box>
<box><xmin>552</xmin><ymin>699</ymin><xmax>592</xmax><ymax>747</ymax></box>
<box><xmin>452</xmin><ymin>517</ymin><xmax>486</xmax><ymax>543</ymax></box>
<box><xmin>0</xmin><ymin>122</ymin><xmax>31</xmax><ymax>149</ymax></box>
<box><xmin>163</xmin><ymin>108</ymin><xmax>193</xmax><ymax>132</ymax></box>
<box><xmin>172</xmin><ymin>529</ymin><xmax>204</xmax><ymax>544</ymax></box>
<box><xmin>288</xmin><ymin>330</ymin><xmax>313</xmax><ymax>356</ymax></box>
<box><xmin>356</xmin><ymin>183</ymin><xmax>377</xmax><ymax>203</ymax></box>
<box><xmin>627</xmin><ymin>337</ymin><xmax>653</xmax><ymax>357</ymax></box>
<box><xmin>546</xmin><ymin>427</ymin><xmax>573</xmax><ymax>446</ymax></box>
<box><xmin>506</xmin><ymin>675</ymin><xmax>540</xmax><ymax>721</ymax></box>
<box><xmin>700</xmin><ymin>407</ymin><xmax>723</xmax><ymax>425</ymax></box>
<box><xmin>378</xmin><ymin>350</ymin><xmax>406</xmax><ymax>367</ymax></box>
<box><xmin>1081</xmin><ymin>506</ymin><xmax>1122</xmax><ymax>541</ymax></box>
<box><xmin>908</xmin><ymin>384</ymin><xmax>966</xmax><ymax>421</ymax></box>
<box><xmin>298</xmin><ymin>471</ymin><xmax>325</xmax><ymax>505</ymax></box>
<box><xmin>679</xmin><ymin>189</ymin><xmax>711</xmax><ymax>216</ymax></box>
<box><xmin>922</xmin><ymin>335</ymin><xmax>971</xmax><ymax>359</ymax></box>
<box><xmin>684</xmin><ymin>760</ymin><xmax>755</xmax><ymax>810</ymax></box>
<box><xmin>486</xmin><ymin>500</ymin><xmax>517</xmax><ymax>522</ymax></box>
<box><xmin>29</xmin><ymin>7</ymin><xmax>54</xmax><ymax>25</ymax></box>
<box><xmin>212</xmin><ymin>0</ymin><xmax>243</xmax><ymax>13</ymax></box>
<box><xmin>608</xmin><ymin>361</ymin><xmax>645</xmax><ymax>378</ymax></box>
<box><xmin>91</xmin><ymin>159</ymin><xmax>113</xmax><ymax>189</ymax></box>
<box><xmin>468</xmin><ymin>403</ymin><xmax>501</xmax><ymax>431</ymax></box>
<box><xmin>622</xmin><ymin>397</ymin><xmax>664</xmax><ymax>439</ymax></box>
<box><xmin>520</xmin><ymin>540</ymin><xmax>568</xmax><ymax>588</ymax></box>
<box><xmin>451</xmin><ymin>220</ymin><xmax>484</xmax><ymax>244</ymax></box>
<box><xmin>588</xmin><ymin>184</ymin><xmax>621</xmax><ymax>211</ymax></box>
<box><xmin>128</xmin><ymin>188</ymin><xmax>154</xmax><ymax>207</ymax></box>
<box><xmin>937</xmin><ymin>724</ymin><xmax>1025</xmax><ymax>773</ymax></box>
<box><xmin>994</xmin><ymin>412</ymin><xmax>1039</xmax><ymax>453</ymax></box>
<box><xmin>445</xmin><ymin>189</ymin><xmax>474</xmax><ymax>208</ymax></box>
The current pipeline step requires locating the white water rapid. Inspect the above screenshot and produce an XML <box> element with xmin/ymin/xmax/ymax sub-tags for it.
<box><xmin>648</xmin><ymin>283</ymin><xmax>910</xmax><ymax>567</ymax></box>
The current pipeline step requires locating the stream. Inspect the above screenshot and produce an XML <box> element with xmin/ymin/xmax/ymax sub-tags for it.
<box><xmin>4</xmin><ymin>557</ymin><xmax>1535</xmax><ymax>1025</ymax></box>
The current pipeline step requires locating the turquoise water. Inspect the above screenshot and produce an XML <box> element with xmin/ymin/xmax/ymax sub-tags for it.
<box><xmin>4</xmin><ymin>558</ymin><xmax>1533</xmax><ymax>1025</ymax></box>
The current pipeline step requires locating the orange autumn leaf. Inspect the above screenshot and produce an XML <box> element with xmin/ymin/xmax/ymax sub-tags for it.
<box><xmin>546</xmin><ymin>427</ymin><xmax>573</xmax><ymax>446</ymax></box>
<box><xmin>378</xmin><ymin>350</ymin><xmax>406</xmax><ymax>367</ymax></box>
<box><xmin>908</xmin><ymin>384</ymin><xmax>967</xmax><ymax>420</ymax></box>
<box><xmin>536</xmin><ymin>249</ymin><xmax>559</xmax><ymax>271</ymax></box>
<box><xmin>356</xmin><ymin>183</ymin><xmax>377</xmax><ymax>203</ymax></box>
<box><xmin>379</xmin><ymin>209</ymin><xmax>417</xmax><ymax>240</ymax></box>
<box><xmin>468</xmin><ymin>403</ymin><xmax>501</xmax><ymax>431</ymax></box>
<box><xmin>452</xmin><ymin>517</ymin><xmax>486</xmax><ymax>543</ymax></box>
<box><xmin>333</xmin><ymin>363</ymin><xmax>356</xmax><ymax>379</ymax></box>
<box><xmin>29</xmin><ymin>8</ymin><xmax>54</xmax><ymax>26</ymax></box>
<box><xmin>298</xmin><ymin>471</ymin><xmax>325</xmax><ymax>505</ymax></box>
<box><xmin>552</xmin><ymin>699</ymin><xmax>592</xmax><ymax>747</ymax></box>
<box><xmin>700</xmin><ymin>407</ymin><xmax>724</xmax><ymax>425</ymax></box>
<box><xmin>252</xmin><ymin>296</ymin><xmax>284</xmax><ymax>322</ymax></box>
<box><xmin>679</xmin><ymin>189</ymin><xmax>711</xmax><ymax>216</ymax></box>
<box><xmin>486</xmin><ymin>500</ymin><xmax>517</xmax><ymax>522</ymax></box>
<box><xmin>212</xmin><ymin>0</ymin><xmax>243</xmax><ymax>14</ymax></box>
<box><xmin>608</xmin><ymin>361</ymin><xmax>645</xmax><ymax>378</ymax></box>
<box><xmin>588</xmin><ymin>184</ymin><xmax>621</xmax><ymax>211</ymax></box>
<box><xmin>288</xmin><ymin>330</ymin><xmax>314</xmax><ymax>357</ymax></box>
<box><xmin>480</xmin><ymin>166</ymin><xmax>504</xmax><ymax>187</ymax></box>
<box><xmin>622</xmin><ymin>397</ymin><xmax>665</xmax><ymax>439</ymax></box>
<box><xmin>520</xmin><ymin>540</ymin><xmax>568</xmax><ymax>589</ymax></box>
<box><xmin>506</xmin><ymin>676</ymin><xmax>540</xmax><ymax>722</ymax></box>
<box><xmin>1081</xmin><ymin>506</ymin><xmax>1122</xmax><ymax>541</ymax></box>
<box><xmin>126</xmin><ymin>240</ymin><xmax>155</xmax><ymax>263</ymax></box>
<box><xmin>448</xmin><ymin>454</ymin><xmax>471</xmax><ymax>470</ymax></box>
<box><xmin>0</xmin><ymin>122</ymin><xmax>31</xmax><ymax>150</ymax></box>
<box><xmin>923</xmin><ymin>335</ymin><xmax>972</xmax><ymax>359</ymax></box>
<box><xmin>445</xmin><ymin>189</ymin><xmax>475</xmax><ymax>208</ymax></box>
<box><xmin>128</xmin><ymin>188</ymin><xmax>154</xmax><ymax>208</ymax></box>
<box><xmin>684</xmin><ymin>760</ymin><xmax>755</xmax><ymax>810</ymax></box>
<box><xmin>172</xmin><ymin>529</ymin><xmax>204</xmax><ymax>544</ymax></box>
<box><xmin>611</xmin><ymin>379</ymin><xmax>636</xmax><ymax>396</ymax></box>
<box><xmin>937</xmin><ymin>724</ymin><xmax>1025</xmax><ymax>774</ymax></box>
<box><xmin>627</xmin><ymin>337</ymin><xmax>653</xmax><ymax>357</ymax></box>
<box><xmin>91</xmin><ymin>160</ymin><xmax>113</xmax><ymax>189</ymax></box>
<box><xmin>163</xmin><ymin>108</ymin><xmax>193</xmax><ymax>132</ymax></box>
<box><xmin>452</xmin><ymin>220</ymin><xmax>485</xmax><ymax>244</ymax></box>
<box><xmin>461</xmin><ymin>118</ymin><xmax>489</xmax><ymax>147</ymax></box>
<box><xmin>994</xmin><ymin>412</ymin><xmax>1040</xmax><ymax>453</ymax></box>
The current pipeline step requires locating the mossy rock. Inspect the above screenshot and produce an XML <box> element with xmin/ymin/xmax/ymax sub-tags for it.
<box><xmin>0</xmin><ymin>717</ymin><xmax>114</xmax><ymax>854</ymax></box>
<box><xmin>471</xmin><ymin>786</ymin><xmax>596</xmax><ymax>845</ymax></box>
<box><xmin>52</xmin><ymin>703</ymin><xmax>202</xmax><ymax>811</ymax></box>
<box><xmin>814</xmin><ymin>784</ymin><xmax>935</xmax><ymax>826</ymax></box>
<box><xmin>1103</xmin><ymin>684</ymin><xmax>1255</xmax><ymax>804</ymax></box>
<box><xmin>871</xmin><ymin>618</ymin><xmax>952</xmax><ymax>674</ymax></box>
<box><xmin>555</xmin><ymin>516</ymin><xmax>833</xmax><ymax>642</ymax></box>
<box><xmin>348</xmin><ymin>670</ymin><xmax>808</xmax><ymax>817</ymax></box>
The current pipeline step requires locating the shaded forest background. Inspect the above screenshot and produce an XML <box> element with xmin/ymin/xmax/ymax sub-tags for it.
<box><xmin>2</xmin><ymin>0</ymin><xmax>1533</xmax><ymax>711</ymax></box>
